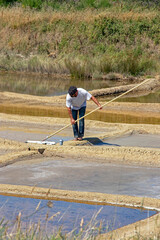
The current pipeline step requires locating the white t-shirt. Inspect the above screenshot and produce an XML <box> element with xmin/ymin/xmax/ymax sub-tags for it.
<box><xmin>66</xmin><ymin>88</ymin><xmax>92</xmax><ymax>110</ymax></box>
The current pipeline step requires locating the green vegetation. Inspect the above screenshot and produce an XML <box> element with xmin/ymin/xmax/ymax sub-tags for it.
<box><xmin>0</xmin><ymin>207</ymin><xmax>110</xmax><ymax>240</ymax></box>
<box><xmin>0</xmin><ymin>0</ymin><xmax>160</xmax><ymax>10</ymax></box>
<box><xmin>0</xmin><ymin>215</ymin><xmax>159</xmax><ymax>240</ymax></box>
<box><xmin>0</xmin><ymin>218</ymin><xmax>160</xmax><ymax>240</ymax></box>
<box><xmin>0</xmin><ymin>0</ymin><xmax>159</xmax><ymax>78</ymax></box>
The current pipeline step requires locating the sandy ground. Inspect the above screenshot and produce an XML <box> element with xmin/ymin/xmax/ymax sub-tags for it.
<box><xmin>0</xmin><ymin>77</ymin><xmax>159</xmax><ymax>239</ymax></box>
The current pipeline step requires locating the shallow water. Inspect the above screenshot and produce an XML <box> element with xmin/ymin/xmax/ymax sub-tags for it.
<box><xmin>0</xmin><ymin>128</ymin><xmax>159</xmax><ymax>148</ymax></box>
<box><xmin>99</xmin><ymin>133</ymin><xmax>160</xmax><ymax>148</ymax></box>
<box><xmin>0</xmin><ymin>195</ymin><xmax>156</xmax><ymax>234</ymax></box>
<box><xmin>117</xmin><ymin>90</ymin><xmax>160</xmax><ymax>103</ymax></box>
<box><xmin>0</xmin><ymin>158</ymin><xmax>160</xmax><ymax>199</ymax></box>
<box><xmin>0</xmin><ymin>73</ymin><xmax>159</xmax><ymax>124</ymax></box>
<box><xmin>0</xmin><ymin>73</ymin><xmax>159</xmax><ymax>103</ymax></box>
<box><xmin>0</xmin><ymin>104</ymin><xmax>159</xmax><ymax>124</ymax></box>
<box><xmin>99</xmin><ymin>90</ymin><xmax>160</xmax><ymax>103</ymax></box>
<box><xmin>0</xmin><ymin>128</ymin><xmax>73</xmax><ymax>144</ymax></box>
<box><xmin>0</xmin><ymin>72</ymin><xmax>113</xmax><ymax>96</ymax></box>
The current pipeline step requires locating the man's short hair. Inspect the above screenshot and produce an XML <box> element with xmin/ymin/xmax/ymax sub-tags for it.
<box><xmin>68</xmin><ymin>86</ymin><xmax>77</xmax><ymax>97</ymax></box>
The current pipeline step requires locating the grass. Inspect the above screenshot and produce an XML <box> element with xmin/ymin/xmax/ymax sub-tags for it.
<box><xmin>0</xmin><ymin>1</ymin><xmax>159</xmax><ymax>78</ymax></box>
<box><xmin>0</xmin><ymin>204</ymin><xmax>109</xmax><ymax>240</ymax></box>
<box><xmin>0</xmin><ymin>193</ymin><xmax>159</xmax><ymax>240</ymax></box>
<box><xmin>0</xmin><ymin>204</ymin><xmax>159</xmax><ymax>240</ymax></box>
<box><xmin>1</xmin><ymin>0</ymin><xmax>160</xmax><ymax>10</ymax></box>
<box><xmin>0</xmin><ymin>213</ymin><xmax>159</xmax><ymax>240</ymax></box>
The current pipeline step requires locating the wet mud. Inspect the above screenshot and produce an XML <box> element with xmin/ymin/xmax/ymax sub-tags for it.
<box><xmin>0</xmin><ymin>157</ymin><xmax>160</xmax><ymax>199</ymax></box>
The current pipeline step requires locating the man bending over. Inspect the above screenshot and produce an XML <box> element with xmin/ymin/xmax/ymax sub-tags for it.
<box><xmin>66</xmin><ymin>86</ymin><xmax>102</xmax><ymax>141</ymax></box>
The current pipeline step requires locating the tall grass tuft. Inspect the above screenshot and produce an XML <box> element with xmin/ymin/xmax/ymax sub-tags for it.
<box><xmin>20</xmin><ymin>0</ymin><xmax>43</xmax><ymax>9</ymax></box>
<box><xmin>0</xmin><ymin>206</ymin><xmax>110</xmax><ymax>240</ymax></box>
<box><xmin>114</xmin><ymin>49</ymin><xmax>156</xmax><ymax>75</ymax></box>
<box><xmin>97</xmin><ymin>48</ymin><xmax>158</xmax><ymax>76</ymax></box>
<box><xmin>0</xmin><ymin>213</ymin><xmax>159</xmax><ymax>240</ymax></box>
<box><xmin>65</xmin><ymin>57</ymin><xmax>94</xmax><ymax>79</ymax></box>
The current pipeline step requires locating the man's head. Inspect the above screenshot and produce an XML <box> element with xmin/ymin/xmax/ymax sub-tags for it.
<box><xmin>68</xmin><ymin>86</ymin><xmax>77</xmax><ymax>97</ymax></box>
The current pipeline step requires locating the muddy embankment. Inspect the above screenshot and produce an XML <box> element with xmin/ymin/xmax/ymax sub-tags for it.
<box><xmin>90</xmin><ymin>77</ymin><xmax>160</xmax><ymax>97</ymax></box>
<box><xmin>0</xmin><ymin>77</ymin><xmax>159</xmax><ymax>239</ymax></box>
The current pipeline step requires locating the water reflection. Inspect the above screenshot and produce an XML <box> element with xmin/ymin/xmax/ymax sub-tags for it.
<box><xmin>0</xmin><ymin>195</ymin><xmax>156</xmax><ymax>235</ymax></box>
<box><xmin>0</xmin><ymin>72</ymin><xmax>113</xmax><ymax>96</ymax></box>
<box><xmin>99</xmin><ymin>90</ymin><xmax>160</xmax><ymax>103</ymax></box>
<box><xmin>0</xmin><ymin>104</ymin><xmax>159</xmax><ymax>124</ymax></box>
<box><xmin>117</xmin><ymin>91</ymin><xmax>160</xmax><ymax>103</ymax></box>
<box><xmin>1</xmin><ymin>73</ymin><xmax>159</xmax><ymax>103</ymax></box>
<box><xmin>0</xmin><ymin>73</ymin><xmax>159</xmax><ymax>124</ymax></box>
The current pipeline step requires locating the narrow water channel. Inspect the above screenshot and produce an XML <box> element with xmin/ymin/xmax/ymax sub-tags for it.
<box><xmin>0</xmin><ymin>104</ymin><xmax>159</xmax><ymax>124</ymax></box>
<box><xmin>0</xmin><ymin>195</ymin><xmax>156</xmax><ymax>235</ymax></box>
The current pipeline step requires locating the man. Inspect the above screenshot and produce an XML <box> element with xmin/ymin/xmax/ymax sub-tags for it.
<box><xmin>66</xmin><ymin>86</ymin><xmax>102</xmax><ymax>141</ymax></box>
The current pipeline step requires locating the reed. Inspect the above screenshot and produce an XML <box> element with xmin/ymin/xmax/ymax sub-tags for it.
<box><xmin>0</xmin><ymin>206</ymin><xmax>108</xmax><ymax>240</ymax></box>
<box><xmin>0</xmin><ymin>214</ymin><xmax>159</xmax><ymax>240</ymax></box>
<box><xmin>0</xmin><ymin>193</ymin><xmax>159</xmax><ymax>240</ymax></box>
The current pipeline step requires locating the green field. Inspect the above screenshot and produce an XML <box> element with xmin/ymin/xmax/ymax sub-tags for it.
<box><xmin>0</xmin><ymin>0</ymin><xmax>159</xmax><ymax>78</ymax></box>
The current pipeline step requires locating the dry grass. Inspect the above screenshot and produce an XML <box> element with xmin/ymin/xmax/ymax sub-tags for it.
<box><xmin>0</xmin><ymin>6</ymin><xmax>158</xmax><ymax>27</ymax></box>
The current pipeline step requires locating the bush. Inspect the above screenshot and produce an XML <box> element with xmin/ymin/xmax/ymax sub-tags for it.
<box><xmin>115</xmin><ymin>47</ymin><xmax>156</xmax><ymax>75</ymax></box>
<box><xmin>0</xmin><ymin>0</ymin><xmax>16</xmax><ymax>6</ymax></box>
<box><xmin>97</xmin><ymin>47</ymin><xmax>157</xmax><ymax>76</ymax></box>
<box><xmin>0</xmin><ymin>0</ymin><xmax>160</xmax><ymax>9</ymax></box>
<box><xmin>65</xmin><ymin>57</ymin><xmax>93</xmax><ymax>79</ymax></box>
<box><xmin>20</xmin><ymin>0</ymin><xmax>43</xmax><ymax>9</ymax></box>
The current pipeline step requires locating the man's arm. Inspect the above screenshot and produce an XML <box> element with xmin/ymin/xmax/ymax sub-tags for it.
<box><xmin>67</xmin><ymin>107</ymin><xmax>75</xmax><ymax>125</ymax></box>
<box><xmin>90</xmin><ymin>96</ymin><xmax>102</xmax><ymax>109</ymax></box>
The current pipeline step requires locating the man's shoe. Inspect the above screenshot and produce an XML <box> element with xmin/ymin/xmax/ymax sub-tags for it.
<box><xmin>73</xmin><ymin>138</ymin><xmax>78</xmax><ymax>141</ymax></box>
<box><xmin>78</xmin><ymin>137</ymin><xmax>83</xmax><ymax>141</ymax></box>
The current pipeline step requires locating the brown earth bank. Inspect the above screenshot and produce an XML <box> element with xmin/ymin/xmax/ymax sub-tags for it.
<box><xmin>98</xmin><ymin>212</ymin><xmax>160</xmax><ymax>240</ymax></box>
<box><xmin>0</xmin><ymin>77</ymin><xmax>159</xmax><ymax>239</ymax></box>
<box><xmin>0</xmin><ymin>184</ymin><xmax>160</xmax><ymax>210</ymax></box>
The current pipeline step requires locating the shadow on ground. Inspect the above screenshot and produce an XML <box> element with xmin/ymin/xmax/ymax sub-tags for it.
<box><xmin>83</xmin><ymin>137</ymin><xmax>120</xmax><ymax>146</ymax></box>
